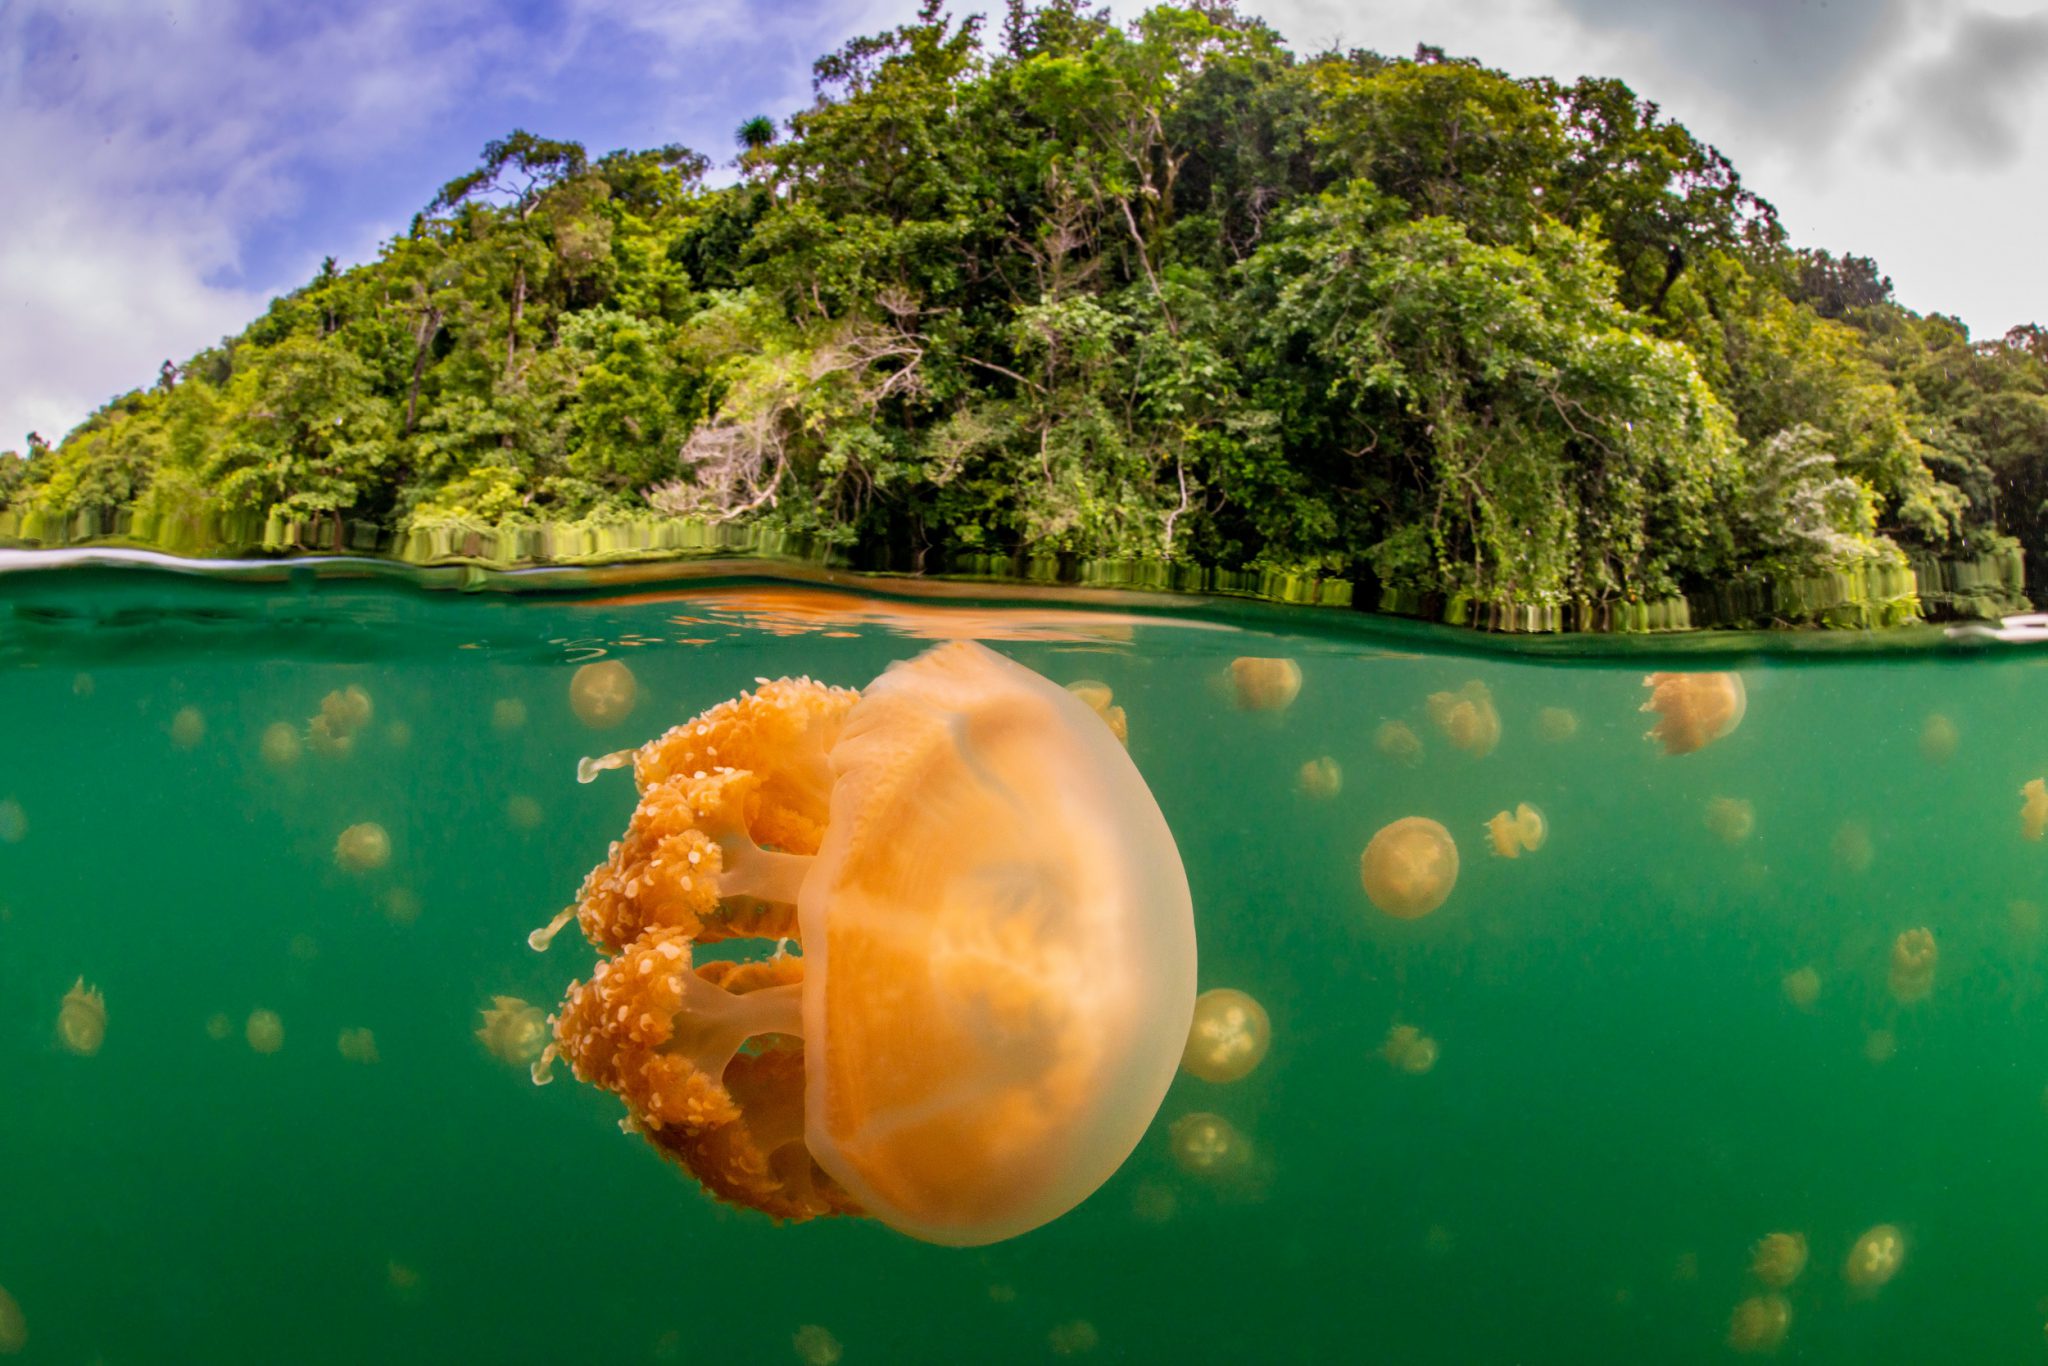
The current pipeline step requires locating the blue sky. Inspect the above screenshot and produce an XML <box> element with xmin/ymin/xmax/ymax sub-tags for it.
<box><xmin>5</xmin><ymin>0</ymin><xmax>2046</xmax><ymax>450</ymax></box>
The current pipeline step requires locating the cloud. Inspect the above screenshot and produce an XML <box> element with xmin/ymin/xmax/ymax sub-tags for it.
<box><xmin>1883</xmin><ymin>9</ymin><xmax>2048</xmax><ymax>168</ymax></box>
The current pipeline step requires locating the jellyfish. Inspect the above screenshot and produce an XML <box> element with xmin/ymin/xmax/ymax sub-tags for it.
<box><xmin>1833</xmin><ymin>821</ymin><xmax>1874</xmax><ymax>873</ymax></box>
<box><xmin>334</xmin><ymin>822</ymin><xmax>391</xmax><ymax>873</ymax></box>
<box><xmin>1064</xmin><ymin>680</ymin><xmax>1128</xmax><ymax>746</ymax></box>
<box><xmin>1640</xmin><ymin>672</ymin><xmax>1746</xmax><ymax>755</ymax></box>
<box><xmin>1920</xmin><ymin>713</ymin><xmax>1958</xmax><ymax>763</ymax></box>
<box><xmin>386</xmin><ymin>1260</ymin><xmax>424</xmax><ymax>1306</ymax></box>
<box><xmin>205</xmin><ymin>1013</ymin><xmax>232</xmax><ymax>1042</ymax></box>
<box><xmin>1863</xmin><ymin>1029</ymin><xmax>1897</xmax><ymax>1065</ymax></box>
<box><xmin>246</xmin><ymin>1009</ymin><xmax>285</xmax><ymax>1054</ymax></box>
<box><xmin>793</xmin><ymin>1324</ymin><xmax>843</xmax><ymax>1366</ymax></box>
<box><xmin>476</xmin><ymin>995</ymin><xmax>549</xmax><ymax>1068</ymax></box>
<box><xmin>2025</xmin><ymin>779</ymin><xmax>2048</xmax><ymax>842</ymax></box>
<box><xmin>493</xmin><ymin>697</ymin><xmax>529</xmax><ymax>732</ymax></box>
<box><xmin>1536</xmin><ymin>706</ymin><xmax>1579</xmax><ymax>742</ymax></box>
<box><xmin>0</xmin><ymin>799</ymin><xmax>21</xmax><ymax>844</ymax></box>
<box><xmin>1228</xmin><ymin>656</ymin><xmax>1300</xmax><ymax>712</ymax></box>
<box><xmin>505</xmin><ymin>795</ymin><xmax>543</xmax><ymax>831</ymax></box>
<box><xmin>1169</xmin><ymin>1112</ymin><xmax>1251</xmax><ymax>1177</ymax></box>
<box><xmin>1425</xmin><ymin>682</ymin><xmax>1500</xmax><ymax>758</ymax></box>
<box><xmin>71</xmin><ymin>672</ymin><xmax>93</xmax><ymax>698</ymax></box>
<box><xmin>1374</xmin><ymin>719</ymin><xmax>1424</xmax><ymax>766</ymax></box>
<box><xmin>1048</xmin><ymin>1320</ymin><xmax>1100</xmax><ymax>1356</ymax></box>
<box><xmin>1182</xmin><ymin>988</ymin><xmax>1271</xmax><ymax>1084</ymax></box>
<box><xmin>1705</xmin><ymin>797</ymin><xmax>1755</xmax><ymax>845</ymax></box>
<box><xmin>1484</xmin><ymin>804</ymin><xmax>1546</xmax><ymax>859</ymax></box>
<box><xmin>1888</xmin><ymin>928</ymin><xmax>1937</xmax><ymax>1005</ymax></box>
<box><xmin>1750</xmin><ymin>1232</ymin><xmax>1808</xmax><ymax>1289</ymax></box>
<box><xmin>169</xmin><ymin>705</ymin><xmax>206</xmax><ymax>749</ymax></box>
<box><xmin>1297</xmin><ymin>756</ymin><xmax>1342</xmax><ymax>799</ymax></box>
<box><xmin>570</xmin><ymin>659</ymin><xmax>639</xmax><ymax>728</ymax></box>
<box><xmin>1726</xmin><ymin>1295</ymin><xmax>1790</xmax><ymax>1354</ymax></box>
<box><xmin>383</xmin><ymin>887</ymin><xmax>422</xmax><ymax>926</ymax></box>
<box><xmin>289</xmin><ymin>933</ymin><xmax>319</xmax><ymax>962</ymax></box>
<box><xmin>0</xmin><ymin>1283</ymin><xmax>21</xmax><ymax>1355</ymax></box>
<box><xmin>1844</xmin><ymin>1224</ymin><xmax>1904</xmax><ymax>1293</ymax></box>
<box><xmin>57</xmin><ymin>978</ymin><xmax>106</xmax><ymax>1056</ymax></box>
<box><xmin>1781</xmin><ymin>966</ymin><xmax>1821</xmax><ymax>1011</ymax></box>
<box><xmin>1360</xmin><ymin>817</ymin><xmax>1460</xmax><ymax>918</ymax></box>
<box><xmin>1130</xmin><ymin>1178</ymin><xmax>1178</xmax><ymax>1224</ymax></box>
<box><xmin>259</xmin><ymin>722</ymin><xmax>302</xmax><ymax>769</ymax></box>
<box><xmin>337</xmin><ymin>1027</ymin><xmax>380</xmax><ymax>1064</ymax></box>
<box><xmin>309</xmin><ymin>684</ymin><xmax>374</xmax><ymax>756</ymax></box>
<box><xmin>534</xmin><ymin>640</ymin><xmax>1196</xmax><ymax>1245</ymax></box>
<box><xmin>1381</xmin><ymin>1023</ymin><xmax>1439</xmax><ymax>1074</ymax></box>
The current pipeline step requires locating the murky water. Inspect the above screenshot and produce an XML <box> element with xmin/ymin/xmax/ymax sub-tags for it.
<box><xmin>2</xmin><ymin>561</ymin><xmax>2043</xmax><ymax>1364</ymax></box>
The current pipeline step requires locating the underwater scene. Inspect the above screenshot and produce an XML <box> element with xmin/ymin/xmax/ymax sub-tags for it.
<box><xmin>5</xmin><ymin>561</ymin><xmax>2048</xmax><ymax>1364</ymax></box>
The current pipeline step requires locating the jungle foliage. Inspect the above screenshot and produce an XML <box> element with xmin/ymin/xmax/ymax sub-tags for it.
<box><xmin>11</xmin><ymin>1</ymin><xmax>2048</xmax><ymax>611</ymax></box>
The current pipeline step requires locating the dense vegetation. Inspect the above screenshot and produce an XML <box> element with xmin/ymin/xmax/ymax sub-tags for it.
<box><xmin>9</xmin><ymin>0</ymin><xmax>2048</xmax><ymax>615</ymax></box>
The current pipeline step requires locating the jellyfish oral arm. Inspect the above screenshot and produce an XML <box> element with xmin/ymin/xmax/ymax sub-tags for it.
<box><xmin>715</xmin><ymin>837</ymin><xmax>814</xmax><ymax>909</ymax></box>
<box><xmin>660</xmin><ymin>969</ymin><xmax>806</xmax><ymax>1083</ymax></box>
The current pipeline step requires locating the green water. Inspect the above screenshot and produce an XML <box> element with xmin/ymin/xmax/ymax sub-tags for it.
<box><xmin>2</xmin><ymin>562</ymin><xmax>2043</xmax><ymax>1364</ymax></box>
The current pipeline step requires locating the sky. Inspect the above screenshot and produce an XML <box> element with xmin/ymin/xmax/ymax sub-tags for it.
<box><xmin>3</xmin><ymin>0</ymin><xmax>2046</xmax><ymax>451</ymax></box>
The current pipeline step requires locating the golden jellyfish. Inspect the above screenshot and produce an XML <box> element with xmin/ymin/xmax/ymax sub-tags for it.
<box><xmin>1781</xmin><ymin>966</ymin><xmax>1821</xmax><ymax>1011</ymax></box>
<box><xmin>205</xmin><ymin>1013</ymin><xmax>232</xmax><ymax>1042</ymax></box>
<box><xmin>1640</xmin><ymin>671</ymin><xmax>1746</xmax><ymax>755</ymax></box>
<box><xmin>1064</xmin><ymin>680</ymin><xmax>1128</xmax><ymax>746</ymax></box>
<box><xmin>505</xmin><ymin>795</ymin><xmax>543</xmax><ymax>831</ymax></box>
<box><xmin>1381</xmin><ymin>1023</ymin><xmax>1439</xmax><ymax>1074</ymax></box>
<box><xmin>1888</xmin><ymin>927</ymin><xmax>1937</xmax><ymax>1005</ymax></box>
<box><xmin>334</xmin><ymin>822</ymin><xmax>391</xmax><ymax>873</ymax></box>
<box><xmin>1130</xmin><ymin>1178</ymin><xmax>1178</xmax><ymax>1224</ymax></box>
<box><xmin>1374</xmin><ymin>719</ymin><xmax>1424</xmax><ymax>766</ymax></box>
<box><xmin>1484</xmin><ymin>803</ymin><xmax>1546</xmax><ymax>859</ymax></box>
<box><xmin>288</xmin><ymin>933</ymin><xmax>319</xmax><ymax>962</ymax></box>
<box><xmin>1297</xmin><ymin>756</ymin><xmax>1342</xmax><ymax>799</ymax></box>
<box><xmin>1705</xmin><ymin>796</ymin><xmax>1756</xmax><ymax>845</ymax></box>
<box><xmin>246</xmin><ymin>1009</ymin><xmax>285</xmax><ymax>1054</ymax></box>
<box><xmin>308</xmin><ymin>684</ymin><xmax>374</xmax><ymax>756</ymax></box>
<box><xmin>1048</xmin><ymin>1320</ymin><xmax>1100</xmax><ymax>1357</ymax></box>
<box><xmin>2024</xmin><ymin>779</ymin><xmax>2048</xmax><ymax>842</ymax></box>
<box><xmin>1169</xmin><ymin>1112</ymin><xmax>1251</xmax><ymax>1178</ymax></box>
<box><xmin>1844</xmin><ymin>1224</ymin><xmax>1905</xmax><ymax>1293</ymax></box>
<box><xmin>57</xmin><ymin>977</ymin><xmax>106</xmax><ymax>1056</ymax></box>
<box><xmin>533</xmin><ymin>640</ymin><xmax>1196</xmax><ymax>1245</ymax></box>
<box><xmin>1750</xmin><ymin>1232</ymin><xmax>1808</xmax><ymax>1289</ymax></box>
<box><xmin>1360</xmin><ymin>817</ymin><xmax>1460</xmax><ymax>919</ymax></box>
<box><xmin>71</xmin><ymin>671</ymin><xmax>93</xmax><ymax>697</ymax></box>
<box><xmin>1182</xmin><ymin>988</ymin><xmax>1271</xmax><ymax>1084</ymax></box>
<box><xmin>569</xmin><ymin>659</ymin><xmax>639</xmax><ymax>729</ymax></box>
<box><xmin>0</xmin><ymin>1283</ymin><xmax>21</xmax><ymax>1355</ymax></box>
<box><xmin>1228</xmin><ymin>656</ymin><xmax>1301</xmax><ymax>712</ymax></box>
<box><xmin>386</xmin><ymin>1259</ymin><xmax>424</xmax><ymax>1306</ymax></box>
<box><xmin>382</xmin><ymin>887</ymin><xmax>422</xmax><ymax>927</ymax></box>
<box><xmin>1833</xmin><ymin>820</ymin><xmax>1874</xmax><ymax>874</ymax></box>
<box><xmin>1536</xmin><ymin>706</ymin><xmax>1579</xmax><ymax>742</ymax></box>
<box><xmin>1920</xmin><ymin>713</ymin><xmax>1958</xmax><ymax>763</ymax></box>
<box><xmin>1863</xmin><ymin>1029</ymin><xmax>1897</xmax><ymax>1065</ymax></box>
<box><xmin>385</xmin><ymin>720</ymin><xmax>413</xmax><ymax>750</ymax></box>
<box><xmin>259</xmin><ymin>721</ymin><xmax>302</xmax><ymax>768</ymax></box>
<box><xmin>792</xmin><ymin>1324</ymin><xmax>843</xmax><ymax>1366</ymax></box>
<box><xmin>0</xmin><ymin>798</ymin><xmax>21</xmax><ymax>844</ymax></box>
<box><xmin>1425</xmin><ymin>682</ymin><xmax>1500</xmax><ymax>758</ymax></box>
<box><xmin>476</xmin><ymin>995</ymin><xmax>549</xmax><ymax>1069</ymax></box>
<box><xmin>338</xmin><ymin>1027</ymin><xmax>380</xmax><ymax>1064</ymax></box>
<box><xmin>1726</xmin><ymin>1295</ymin><xmax>1791</xmax><ymax>1354</ymax></box>
<box><xmin>169</xmin><ymin>705</ymin><xmax>206</xmax><ymax>749</ymax></box>
<box><xmin>492</xmin><ymin>697</ymin><xmax>529</xmax><ymax>732</ymax></box>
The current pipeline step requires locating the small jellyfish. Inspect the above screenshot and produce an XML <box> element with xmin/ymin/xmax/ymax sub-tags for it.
<box><xmin>338</xmin><ymin>1027</ymin><xmax>380</xmax><ymax>1064</ymax></box>
<box><xmin>383</xmin><ymin>887</ymin><xmax>422</xmax><ymax>926</ymax></box>
<box><xmin>476</xmin><ymin>995</ymin><xmax>550</xmax><ymax>1068</ymax></box>
<box><xmin>58</xmin><ymin>978</ymin><xmax>106</xmax><ymax>1055</ymax></box>
<box><xmin>1640</xmin><ymin>672</ymin><xmax>1746</xmax><ymax>755</ymax></box>
<box><xmin>246</xmin><ymin>1009</ymin><xmax>285</xmax><ymax>1054</ymax></box>
<box><xmin>1228</xmin><ymin>656</ymin><xmax>1301</xmax><ymax>712</ymax></box>
<box><xmin>323</xmin><ymin>684</ymin><xmax>374</xmax><ymax>732</ymax></box>
<box><xmin>0</xmin><ymin>1283</ymin><xmax>21</xmax><ymax>1355</ymax></box>
<box><xmin>259</xmin><ymin>722</ymin><xmax>302</xmax><ymax>768</ymax></box>
<box><xmin>1374</xmin><ymin>719</ymin><xmax>1424</xmax><ymax>766</ymax></box>
<box><xmin>1170</xmin><ymin>1112</ymin><xmax>1252</xmax><ymax>1177</ymax></box>
<box><xmin>1381</xmin><ymin>1023</ymin><xmax>1439</xmax><ymax>1074</ymax></box>
<box><xmin>1726</xmin><ymin>1294</ymin><xmax>1790</xmax><ymax>1354</ymax></box>
<box><xmin>1048</xmin><ymin>1320</ymin><xmax>1100</xmax><ymax>1356</ymax></box>
<box><xmin>1919</xmin><ymin>713</ymin><xmax>1958</xmax><ymax>763</ymax></box>
<box><xmin>792</xmin><ymin>1324</ymin><xmax>843</xmax><ymax>1366</ymax></box>
<box><xmin>1425</xmin><ymin>682</ymin><xmax>1500</xmax><ymax>758</ymax></box>
<box><xmin>1484</xmin><ymin>803</ymin><xmax>1546</xmax><ymax>859</ymax></box>
<box><xmin>1360</xmin><ymin>817</ymin><xmax>1460</xmax><ymax>919</ymax></box>
<box><xmin>1297</xmin><ymin>756</ymin><xmax>1342</xmax><ymax>799</ymax></box>
<box><xmin>1064</xmin><ymin>680</ymin><xmax>1129</xmax><ymax>746</ymax></box>
<box><xmin>1704</xmin><ymin>796</ymin><xmax>1755</xmax><ymax>845</ymax></box>
<box><xmin>506</xmin><ymin>795</ymin><xmax>543</xmax><ymax>831</ymax></box>
<box><xmin>492</xmin><ymin>698</ymin><xmax>529</xmax><ymax>732</ymax></box>
<box><xmin>1750</xmin><ymin>1232</ymin><xmax>1808</xmax><ymax>1289</ymax></box>
<box><xmin>1781</xmin><ymin>966</ymin><xmax>1821</xmax><ymax>1011</ymax></box>
<box><xmin>71</xmin><ymin>671</ymin><xmax>94</xmax><ymax>697</ymax></box>
<box><xmin>1130</xmin><ymin>1178</ymin><xmax>1178</xmax><ymax>1224</ymax></box>
<box><xmin>570</xmin><ymin>659</ymin><xmax>639</xmax><ymax>728</ymax></box>
<box><xmin>334</xmin><ymin>822</ymin><xmax>392</xmax><ymax>873</ymax></box>
<box><xmin>386</xmin><ymin>1259</ymin><xmax>424</xmax><ymax>1306</ymax></box>
<box><xmin>1888</xmin><ymin>927</ymin><xmax>1937</xmax><ymax>1005</ymax></box>
<box><xmin>2024</xmin><ymin>779</ymin><xmax>2048</xmax><ymax>842</ymax></box>
<box><xmin>385</xmin><ymin>720</ymin><xmax>413</xmax><ymax>750</ymax></box>
<box><xmin>169</xmin><ymin>705</ymin><xmax>206</xmax><ymax>749</ymax></box>
<box><xmin>1181</xmin><ymin>988</ymin><xmax>1271</xmax><ymax>1084</ymax></box>
<box><xmin>205</xmin><ymin>1013</ymin><xmax>232</xmax><ymax>1042</ymax></box>
<box><xmin>1536</xmin><ymin>706</ymin><xmax>1579</xmax><ymax>742</ymax></box>
<box><xmin>288</xmin><ymin>933</ymin><xmax>319</xmax><ymax>962</ymax></box>
<box><xmin>1863</xmin><ymin>1029</ymin><xmax>1897</xmax><ymax>1065</ymax></box>
<box><xmin>1833</xmin><ymin>821</ymin><xmax>1874</xmax><ymax>874</ymax></box>
<box><xmin>0</xmin><ymin>798</ymin><xmax>26</xmax><ymax>844</ymax></box>
<box><xmin>1844</xmin><ymin>1224</ymin><xmax>1905</xmax><ymax>1293</ymax></box>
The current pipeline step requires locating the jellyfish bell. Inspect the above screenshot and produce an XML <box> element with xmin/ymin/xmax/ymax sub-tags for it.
<box><xmin>1536</xmin><ymin>706</ymin><xmax>1579</xmax><ymax>742</ymax></box>
<box><xmin>1297</xmin><ymin>756</ymin><xmax>1342</xmax><ymax>799</ymax></box>
<box><xmin>1844</xmin><ymin>1224</ymin><xmax>1905</xmax><ymax>1293</ymax></box>
<box><xmin>1228</xmin><ymin>657</ymin><xmax>1301</xmax><ymax>712</ymax></box>
<box><xmin>492</xmin><ymin>697</ymin><xmax>529</xmax><ymax>732</ymax></box>
<box><xmin>1375</xmin><ymin>720</ymin><xmax>1424</xmax><ymax>766</ymax></box>
<box><xmin>1425</xmin><ymin>682</ymin><xmax>1500</xmax><ymax>758</ymax></box>
<box><xmin>570</xmin><ymin>659</ymin><xmax>639</xmax><ymax>728</ymax></box>
<box><xmin>1888</xmin><ymin>927</ymin><xmax>1937</xmax><ymax>1005</ymax></box>
<box><xmin>537</xmin><ymin>640</ymin><xmax>1196</xmax><ymax>1246</ymax></box>
<box><xmin>1169</xmin><ymin>1111</ymin><xmax>1251</xmax><ymax>1177</ymax></box>
<box><xmin>1485</xmin><ymin>804</ymin><xmax>1546</xmax><ymax>859</ymax></box>
<box><xmin>476</xmin><ymin>995</ymin><xmax>549</xmax><ymax>1069</ymax></box>
<box><xmin>1781</xmin><ymin>966</ymin><xmax>1821</xmax><ymax>1011</ymax></box>
<box><xmin>1360</xmin><ymin>817</ymin><xmax>1460</xmax><ymax>918</ymax></box>
<box><xmin>1919</xmin><ymin>713</ymin><xmax>1958</xmax><ymax>763</ymax></box>
<box><xmin>0</xmin><ymin>1283</ymin><xmax>21</xmax><ymax>1355</ymax></box>
<box><xmin>1705</xmin><ymin>797</ymin><xmax>1756</xmax><ymax>845</ymax></box>
<box><xmin>246</xmin><ymin>1009</ymin><xmax>285</xmax><ymax>1054</ymax></box>
<box><xmin>169</xmin><ymin>705</ymin><xmax>206</xmax><ymax>749</ymax></box>
<box><xmin>1863</xmin><ymin>1029</ymin><xmax>1897</xmax><ymax>1065</ymax></box>
<box><xmin>1834</xmin><ymin>820</ymin><xmax>1875</xmax><ymax>873</ymax></box>
<box><xmin>57</xmin><ymin>978</ymin><xmax>106</xmax><ymax>1056</ymax></box>
<box><xmin>259</xmin><ymin>721</ymin><xmax>302</xmax><ymax>769</ymax></box>
<box><xmin>334</xmin><ymin>822</ymin><xmax>392</xmax><ymax>873</ymax></box>
<box><xmin>1640</xmin><ymin>672</ymin><xmax>1746</xmax><ymax>755</ymax></box>
<box><xmin>1182</xmin><ymin>988</ymin><xmax>1271</xmax><ymax>1084</ymax></box>
<box><xmin>1381</xmin><ymin>1023</ymin><xmax>1439</xmax><ymax>1074</ymax></box>
<box><xmin>2024</xmin><ymin>780</ymin><xmax>2048</xmax><ymax>842</ymax></box>
<box><xmin>1750</xmin><ymin>1232</ymin><xmax>1809</xmax><ymax>1289</ymax></box>
<box><xmin>337</xmin><ymin>1027</ymin><xmax>379</xmax><ymax>1064</ymax></box>
<box><xmin>1726</xmin><ymin>1295</ymin><xmax>1791</xmax><ymax>1354</ymax></box>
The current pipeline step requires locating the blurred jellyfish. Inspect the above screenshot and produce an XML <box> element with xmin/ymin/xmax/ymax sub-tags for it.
<box><xmin>1781</xmin><ymin>966</ymin><xmax>1821</xmax><ymax>1012</ymax></box>
<box><xmin>1863</xmin><ymin>1029</ymin><xmax>1897</xmax><ymax>1065</ymax></box>
<box><xmin>1296</xmin><ymin>756</ymin><xmax>1342</xmax><ymax>799</ymax></box>
<box><xmin>259</xmin><ymin>722</ymin><xmax>302</xmax><ymax>769</ymax></box>
<box><xmin>1833</xmin><ymin>821</ymin><xmax>1874</xmax><ymax>874</ymax></box>
<box><xmin>1536</xmin><ymin>706</ymin><xmax>1579</xmax><ymax>742</ymax></box>
<box><xmin>205</xmin><ymin>1013</ymin><xmax>232</xmax><ymax>1042</ymax></box>
<box><xmin>288</xmin><ymin>933</ymin><xmax>319</xmax><ymax>962</ymax></box>
<box><xmin>1888</xmin><ymin>928</ymin><xmax>1937</xmax><ymax>1005</ymax></box>
<box><xmin>1181</xmin><ymin>988</ymin><xmax>1271</xmax><ymax>1084</ymax></box>
<box><xmin>2013</xmin><ymin>900</ymin><xmax>2044</xmax><ymax>944</ymax></box>
<box><xmin>1065</xmin><ymin>681</ymin><xmax>1129</xmax><ymax>746</ymax></box>
<box><xmin>334</xmin><ymin>822</ymin><xmax>392</xmax><ymax>873</ymax></box>
<box><xmin>338</xmin><ymin>1028</ymin><xmax>380</xmax><ymax>1064</ymax></box>
<box><xmin>986</xmin><ymin>1283</ymin><xmax>1018</xmax><ymax>1305</ymax></box>
<box><xmin>1425</xmin><ymin>1225</ymin><xmax>1457</xmax><ymax>1259</ymax></box>
<box><xmin>382</xmin><ymin>888</ymin><xmax>422</xmax><ymax>927</ymax></box>
<box><xmin>246</xmin><ymin>1009</ymin><xmax>285</xmax><ymax>1054</ymax></box>
<box><xmin>1750</xmin><ymin>1232</ymin><xmax>1808</xmax><ymax>1289</ymax></box>
<box><xmin>1170</xmin><ymin>1112</ymin><xmax>1252</xmax><ymax>1178</ymax></box>
<box><xmin>1484</xmin><ymin>803</ymin><xmax>1546</xmax><ymax>859</ymax></box>
<box><xmin>1425</xmin><ymin>682</ymin><xmax>1500</xmax><ymax>758</ymax></box>
<box><xmin>0</xmin><ymin>1283</ymin><xmax>21</xmax><ymax>1354</ymax></box>
<box><xmin>792</xmin><ymin>1324</ymin><xmax>843</xmax><ymax>1366</ymax></box>
<box><xmin>57</xmin><ymin>978</ymin><xmax>106</xmax><ymax>1056</ymax></box>
<box><xmin>71</xmin><ymin>672</ymin><xmax>94</xmax><ymax>698</ymax></box>
<box><xmin>1381</xmin><ymin>1024</ymin><xmax>1439</xmax><ymax>1075</ymax></box>
<box><xmin>505</xmin><ymin>795</ymin><xmax>543</xmax><ymax>831</ymax></box>
<box><xmin>1048</xmin><ymin>1320</ymin><xmax>1100</xmax><ymax>1356</ymax></box>
<box><xmin>0</xmin><ymin>799</ymin><xmax>22</xmax><ymax>844</ymax></box>
<box><xmin>309</xmin><ymin>685</ymin><xmax>374</xmax><ymax>756</ymax></box>
<box><xmin>1360</xmin><ymin>817</ymin><xmax>1459</xmax><ymax>918</ymax></box>
<box><xmin>1725</xmin><ymin>1295</ymin><xmax>1790</xmax><ymax>1354</ymax></box>
<box><xmin>385</xmin><ymin>721</ymin><xmax>413</xmax><ymax>750</ymax></box>
<box><xmin>1640</xmin><ymin>672</ymin><xmax>1746</xmax><ymax>755</ymax></box>
<box><xmin>1919</xmin><ymin>713</ymin><xmax>1958</xmax><ymax>763</ymax></box>
<box><xmin>386</xmin><ymin>1260</ymin><xmax>424</xmax><ymax>1306</ymax></box>
<box><xmin>1704</xmin><ymin>797</ymin><xmax>1756</xmax><ymax>845</ymax></box>
<box><xmin>2025</xmin><ymin>780</ymin><xmax>2048</xmax><ymax>842</ymax></box>
<box><xmin>476</xmin><ymin>995</ymin><xmax>549</xmax><ymax>1068</ymax></box>
<box><xmin>1375</xmin><ymin>720</ymin><xmax>1424</xmax><ymax>766</ymax></box>
<box><xmin>570</xmin><ymin>659</ymin><xmax>639</xmax><ymax>729</ymax></box>
<box><xmin>1844</xmin><ymin>1224</ymin><xmax>1905</xmax><ymax>1293</ymax></box>
<box><xmin>492</xmin><ymin>698</ymin><xmax>529</xmax><ymax>732</ymax></box>
<box><xmin>1228</xmin><ymin>657</ymin><xmax>1301</xmax><ymax>712</ymax></box>
<box><xmin>1130</xmin><ymin>1179</ymin><xmax>1178</xmax><ymax>1224</ymax></box>
<box><xmin>169</xmin><ymin>705</ymin><xmax>206</xmax><ymax>749</ymax></box>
